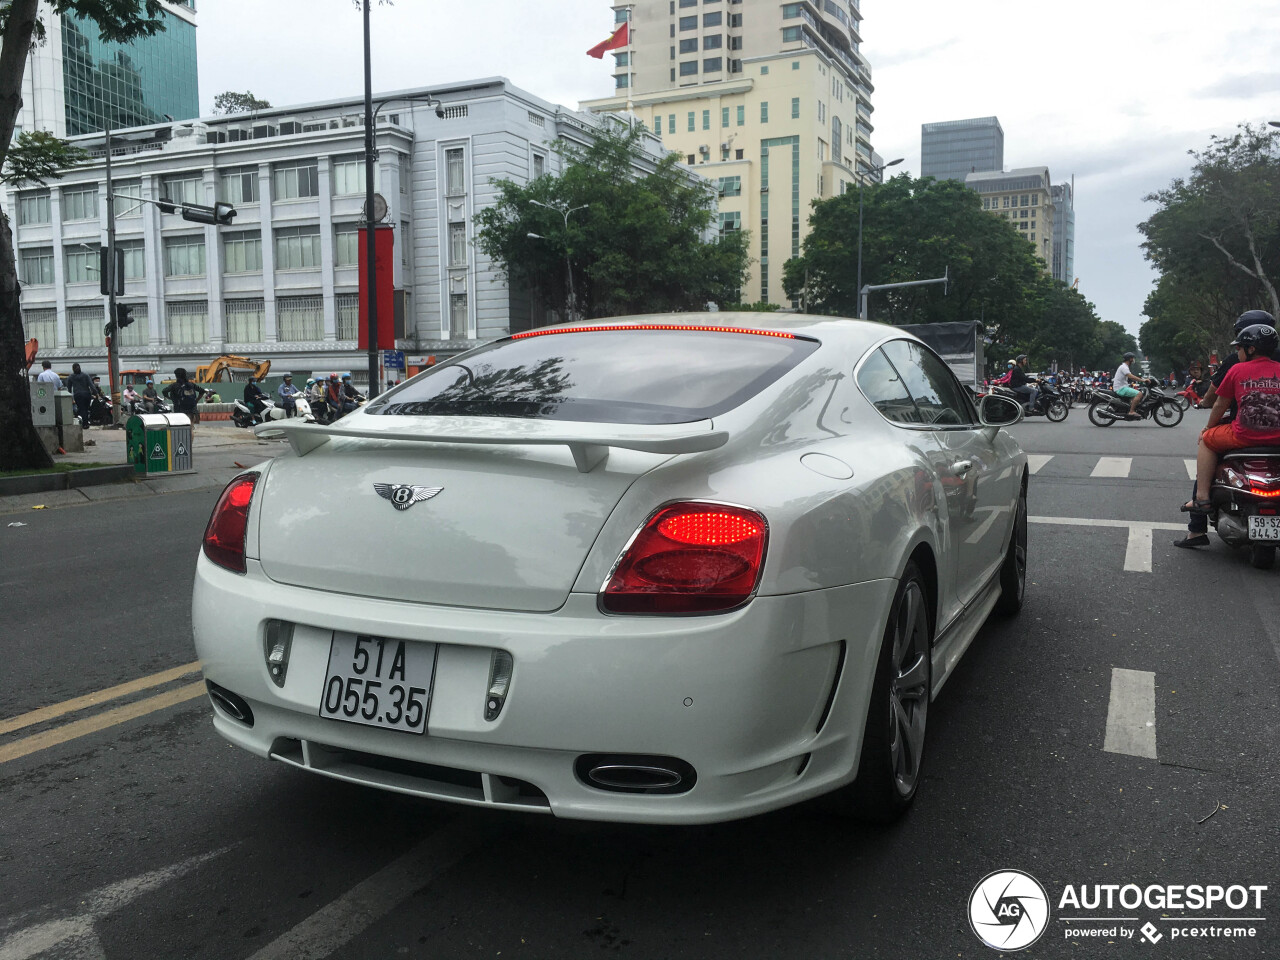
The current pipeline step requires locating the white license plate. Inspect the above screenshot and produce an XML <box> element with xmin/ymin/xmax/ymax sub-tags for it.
<box><xmin>1247</xmin><ymin>516</ymin><xmax>1280</xmax><ymax>541</ymax></box>
<box><xmin>319</xmin><ymin>633</ymin><xmax>436</xmax><ymax>733</ymax></box>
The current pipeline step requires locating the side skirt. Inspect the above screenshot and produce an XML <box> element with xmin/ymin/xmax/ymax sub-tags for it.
<box><xmin>929</xmin><ymin>569</ymin><xmax>1001</xmax><ymax>700</ymax></box>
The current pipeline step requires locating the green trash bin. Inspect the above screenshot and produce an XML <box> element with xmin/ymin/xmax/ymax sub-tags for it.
<box><xmin>126</xmin><ymin>413</ymin><xmax>194</xmax><ymax>476</ymax></box>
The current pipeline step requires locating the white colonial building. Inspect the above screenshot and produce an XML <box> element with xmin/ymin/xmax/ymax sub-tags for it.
<box><xmin>11</xmin><ymin>77</ymin><xmax>674</xmax><ymax>382</ymax></box>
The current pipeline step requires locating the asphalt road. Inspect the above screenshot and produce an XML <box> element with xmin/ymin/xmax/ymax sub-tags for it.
<box><xmin>1</xmin><ymin>405</ymin><xmax>1276</xmax><ymax>960</ymax></box>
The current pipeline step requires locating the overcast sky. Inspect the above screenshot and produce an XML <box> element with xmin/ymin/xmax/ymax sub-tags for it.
<box><xmin>197</xmin><ymin>0</ymin><xmax>1280</xmax><ymax>335</ymax></box>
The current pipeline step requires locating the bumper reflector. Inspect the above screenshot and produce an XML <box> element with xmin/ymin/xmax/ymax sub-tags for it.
<box><xmin>485</xmin><ymin>650</ymin><xmax>513</xmax><ymax>721</ymax></box>
<box><xmin>263</xmin><ymin>620</ymin><xmax>295</xmax><ymax>687</ymax></box>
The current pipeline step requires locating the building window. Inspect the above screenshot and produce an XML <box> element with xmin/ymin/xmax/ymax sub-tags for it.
<box><xmin>818</xmin><ymin>101</ymin><xmax>825</xmax><ymax>122</ymax></box>
<box><xmin>160</xmin><ymin>175</ymin><xmax>202</xmax><ymax>207</ymax></box>
<box><xmin>679</xmin><ymin>37</ymin><xmax>697</xmax><ymax>53</ymax></box>
<box><xmin>782</xmin><ymin>25</ymin><xmax>802</xmax><ymax>41</ymax></box>
<box><xmin>687</xmin><ymin>154</ymin><xmax>696</xmax><ymax>165</ymax></box>
<box><xmin>65</xmin><ymin>245</ymin><xmax>98</xmax><ymax>284</ymax></box>
<box><xmin>17</xmin><ymin>190</ymin><xmax>51</xmax><ymax>225</ymax></box>
<box><xmin>449</xmin><ymin>222</ymin><xmax>467</xmax><ymax>266</ymax></box>
<box><xmin>61</xmin><ymin>185</ymin><xmax>99</xmax><ymax>222</ymax></box>
<box><xmin>19</xmin><ymin>248</ymin><xmax>54</xmax><ymax>285</ymax></box>
<box><xmin>110</xmin><ymin>180</ymin><xmax>143</xmax><ymax>219</ymax></box>
<box><xmin>791</xmin><ymin>97</ymin><xmax>800</xmax><ymax>118</ymax></box>
<box><xmin>679</xmin><ymin>0</ymin><xmax>696</xmax><ymax>6</ymax></box>
<box><xmin>274</xmin><ymin>225</ymin><xmax>321</xmax><ymax>269</ymax></box>
<box><xmin>164</xmin><ymin>236</ymin><xmax>206</xmax><ymax>277</ymax></box>
<box><xmin>23</xmin><ymin>307</ymin><xmax>56</xmax><ymax>347</ymax></box>
<box><xmin>222</xmin><ymin>230</ymin><xmax>263</xmax><ymax>273</ymax></box>
<box><xmin>219</xmin><ymin>167</ymin><xmax>259</xmax><ymax>205</ymax></box>
<box><xmin>670</xmin><ymin>45</ymin><xmax>675</xmax><ymax>59</ymax></box>
<box><xmin>703</xmin><ymin>10</ymin><xmax>721</xmax><ymax>25</ymax></box>
<box><xmin>1002</xmin><ymin>196</ymin><xmax>1010</xmax><ymax>208</ymax></box>
<box><xmin>614</xmin><ymin>52</ymin><xmax>630</xmax><ymax>66</ymax></box>
<box><xmin>118</xmin><ymin>239</ymin><xmax>146</xmax><ymax>279</ymax></box>
<box><xmin>272</xmin><ymin>161</ymin><xmax>319</xmax><ymax>200</ymax></box>
<box><xmin>688</xmin><ymin>111</ymin><xmax>696</xmax><ymax>130</ymax></box>
<box><xmin>704</xmin><ymin>33</ymin><xmax>722</xmax><ymax>49</ymax></box>
<box><xmin>679</xmin><ymin>15</ymin><xmax>697</xmax><ymax>29</ymax></box>
<box><xmin>718</xmin><ymin>211</ymin><xmax>741</xmax><ymax>236</ymax></box>
<box><xmin>730</xmin><ymin>35</ymin><xmax>742</xmax><ymax>49</ymax></box>
<box><xmin>1030</xmin><ymin>232</ymin><xmax>1036</xmax><ymax>242</ymax></box>
<box><xmin>703</xmin><ymin>110</ymin><xmax>711</xmax><ymax>129</ymax></box>
<box><xmin>730</xmin><ymin>13</ymin><xmax>742</xmax><ymax>26</ymax></box>
<box><xmin>760</xmin><ymin>65</ymin><xmax>769</xmax><ymax>75</ymax></box>
<box><xmin>67</xmin><ymin>305</ymin><xmax>104</xmax><ymax>348</ymax></box>
<box><xmin>1020</xmin><ymin>194</ymin><xmax>1029</xmax><ymax>206</ymax></box>
<box><xmin>669</xmin><ymin>113</ymin><xmax>676</xmax><ymax>132</ymax></box>
<box><xmin>277</xmin><ymin>296</ymin><xmax>324</xmax><ymax>341</ymax></box>
<box><xmin>334</xmin><ymin>223</ymin><xmax>360</xmax><ymax>266</ymax></box>
<box><xmin>817</xmin><ymin>139</ymin><xmax>826</xmax><ymax>161</ymax></box>
<box><xmin>450</xmin><ymin>293</ymin><xmax>468</xmax><ymax>338</ymax></box>
<box><xmin>718</xmin><ymin>175</ymin><xmax>741</xmax><ymax>196</ymax></box>
<box><xmin>782</xmin><ymin>2</ymin><xmax>802</xmax><ymax>16</ymax></box>
<box><xmin>225</xmin><ymin>298</ymin><xmax>265</xmax><ymax>342</ymax></box>
<box><xmin>445</xmin><ymin>148</ymin><xmax>465</xmax><ymax>195</ymax></box>
<box><xmin>615</xmin><ymin>74</ymin><xmax>630</xmax><ymax>89</ymax></box>
<box><xmin>735</xmin><ymin>148</ymin><xmax>744</xmax><ymax>159</ymax></box>
<box><xmin>737</xmin><ymin>105</ymin><xmax>745</xmax><ymax>126</ymax></box>
<box><xmin>165</xmin><ymin>300</ymin><xmax>208</xmax><ymax>345</ymax></box>
<box><xmin>331</xmin><ymin>155</ymin><xmax>379</xmax><ymax>196</ymax></box>
<box><xmin>703</xmin><ymin>57</ymin><xmax>722</xmax><ymax>72</ymax></box>
<box><xmin>399</xmin><ymin>162</ymin><xmax>411</xmax><ymax>194</ymax></box>
<box><xmin>533</xmin><ymin>154</ymin><xmax>545</xmax><ymax>178</ymax></box>
<box><xmin>616</xmin><ymin>6</ymin><xmax>631</xmax><ymax>20</ymax></box>
<box><xmin>336</xmin><ymin>293</ymin><xmax>360</xmax><ymax>339</ymax></box>
<box><xmin>761</xmin><ymin>101</ymin><xmax>769</xmax><ymax>123</ymax></box>
<box><xmin>680</xmin><ymin>61</ymin><xmax>698</xmax><ymax>76</ymax></box>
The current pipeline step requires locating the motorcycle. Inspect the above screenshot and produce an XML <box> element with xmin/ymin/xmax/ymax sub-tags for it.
<box><xmin>990</xmin><ymin>379</ymin><xmax>1069</xmax><ymax>422</ymax></box>
<box><xmin>232</xmin><ymin>394</ymin><xmax>315</xmax><ymax>428</ymax></box>
<box><xmin>1201</xmin><ymin>448</ymin><xmax>1280</xmax><ymax>569</ymax></box>
<box><xmin>86</xmin><ymin>393</ymin><xmax>114</xmax><ymax>426</ymax></box>
<box><xmin>1175</xmin><ymin>382</ymin><xmax>1206</xmax><ymax>412</ymax></box>
<box><xmin>1087</xmin><ymin>378</ymin><xmax>1184</xmax><ymax>427</ymax></box>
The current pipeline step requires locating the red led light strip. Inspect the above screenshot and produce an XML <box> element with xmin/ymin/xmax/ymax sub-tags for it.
<box><xmin>510</xmin><ymin>324</ymin><xmax>797</xmax><ymax>340</ymax></box>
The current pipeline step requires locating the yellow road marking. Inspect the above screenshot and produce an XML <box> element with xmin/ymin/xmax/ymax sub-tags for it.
<box><xmin>0</xmin><ymin>681</ymin><xmax>208</xmax><ymax>765</ymax></box>
<box><xmin>0</xmin><ymin>661</ymin><xmax>202</xmax><ymax>737</ymax></box>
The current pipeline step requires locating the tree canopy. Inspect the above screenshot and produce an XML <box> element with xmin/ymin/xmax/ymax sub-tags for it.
<box><xmin>212</xmin><ymin>90</ymin><xmax>272</xmax><ymax>115</ymax></box>
<box><xmin>474</xmin><ymin>123</ymin><xmax>749</xmax><ymax>320</ymax></box>
<box><xmin>1139</xmin><ymin>123</ymin><xmax>1280</xmax><ymax>371</ymax></box>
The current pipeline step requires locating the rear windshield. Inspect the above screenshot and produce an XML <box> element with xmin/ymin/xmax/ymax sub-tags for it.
<box><xmin>371</xmin><ymin>327</ymin><xmax>820</xmax><ymax>424</ymax></box>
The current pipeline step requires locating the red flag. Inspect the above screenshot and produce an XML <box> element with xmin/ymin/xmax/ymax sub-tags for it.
<box><xmin>587</xmin><ymin>22</ymin><xmax>629</xmax><ymax>58</ymax></box>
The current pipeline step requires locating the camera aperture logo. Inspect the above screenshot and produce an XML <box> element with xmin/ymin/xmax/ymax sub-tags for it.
<box><xmin>969</xmin><ymin>870</ymin><xmax>1051</xmax><ymax>951</ymax></box>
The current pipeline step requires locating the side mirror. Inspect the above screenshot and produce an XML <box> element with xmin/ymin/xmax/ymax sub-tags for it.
<box><xmin>978</xmin><ymin>393</ymin><xmax>1024</xmax><ymax>427</ymax></box>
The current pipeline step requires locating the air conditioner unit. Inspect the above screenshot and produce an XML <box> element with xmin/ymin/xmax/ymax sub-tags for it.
<box><xmin>720</xmin><ymin>142</ymin><xmax>730</xmax><ymax>151</ymax></box>
<box><xmin>699</xmin><ymin>144</ymin><xmax>710</xmax><ymax>155</ymax></box>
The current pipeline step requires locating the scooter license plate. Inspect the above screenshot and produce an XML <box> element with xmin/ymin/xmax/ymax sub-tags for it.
<box><xmin>1247</xmin><ymin>516</ymin><xmax>1280</xmax><ymax>541</ymax></box>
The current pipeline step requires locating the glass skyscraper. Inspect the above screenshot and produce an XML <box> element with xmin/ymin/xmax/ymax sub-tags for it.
<box><xmin>61</xmin><ymin>5</ymin><xmax>199</xmax><ymax>135</ymax></box>
<box><xmin>921</xmin><ymin>116</ymin><xmax>1004</xmax><ymax>182</ymax></box>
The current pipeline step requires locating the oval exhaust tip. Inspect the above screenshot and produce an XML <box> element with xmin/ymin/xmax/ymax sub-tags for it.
<box><xmin>574</xmin><ymin>754</ymin><xmax>697</xmax><ymax>795</ymax></box>
<box><xmin>588</xmin><ymin>764</ymin><xmax>683</xmax><ymax>791</ymax></box>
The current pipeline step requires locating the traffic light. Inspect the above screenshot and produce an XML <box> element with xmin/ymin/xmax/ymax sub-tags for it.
<box><xmin>116</xmin><ymin>303</ymin><xmax>135</xmax><ymax>329</ymax></box>
<box><xmin>99</xmin><ymin>248</ymin><xmax>124</xmax><ymax>296</ymax></box>
<box><xmin>178</xmin><ymin>201</ymin><xmax>237</xmax><ymax>226</ymax></box>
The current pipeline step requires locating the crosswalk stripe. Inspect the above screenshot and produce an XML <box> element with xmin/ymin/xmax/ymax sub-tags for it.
<box><xmin>1091</xmin><ymin>457</ymin><xmax>1132</xmax><ymax>478</ymax></box>
<box><xmin>1184</xmin><ymin>459</ymin><xmax>1197</xmax><ymax>481</ymax></box>
<box><xmin>1124</xmin><ymin>526</ymin><xmax>1154</xmax><ymax>573</ymax></box>
<box><xmin>1027</xmin><ymin>454</ymin><xmax>1053</xmax><ymax>475</ymax></box>
<box><xmin>1103</xmin><ymin>668</ymin><xmax>1157</xmax><ymax>759</ymax></box>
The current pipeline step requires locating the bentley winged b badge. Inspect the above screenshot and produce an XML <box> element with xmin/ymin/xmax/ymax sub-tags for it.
<box><xmin>373</xmin><ymin>483</ymin><xmax>444</xmax><ymax>511</ymax></box>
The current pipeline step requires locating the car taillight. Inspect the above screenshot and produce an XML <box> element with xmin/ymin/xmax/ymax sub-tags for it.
<box><xmin>203</xmin><ymin>474</ymin><xmax>258</xmax><ymax>573</ymax></box>
<box><xmin>601</xmin><ymin>502</ymin><xmax>768</xmax><ymax>614</ymax></box>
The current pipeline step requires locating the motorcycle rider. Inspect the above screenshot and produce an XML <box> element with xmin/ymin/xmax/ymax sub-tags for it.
<box><xmin>243</xmin><ymin>376</ymin><xmax>269</xmax><ymax>420</ymax></box>
<box><xmin>122</xmin><ymin>383</ymin><xmax>142</xmax><ymax>415</ymax></box>
<box><xmin>341</xmin><ymin>374</ymin><xmax>364</xmax><ymax>415</ymax></box>
<box><xmin>305</xmin><ymin>377</ymin><xmax>327</xmax><ymax>422</ymax></box>
<box><xmin>1008</xmin><ymin>355</ymin><xmax>1038</xmax><ymax>412</ymax></box>
<box><xmin>141</xmin><ymin>378</ymin><xmax>162</xmax><ymax>412</ymax></box>
<box><xmin>1113</xmin><ymin>351</ymin><xmax>1143</xmax><ymax>420</ymax></box>
<box><xmin>1197</xmin><ymin>310</ymin><xmax>1279</xmax><ymax>411</ymax></box>
<box><xmin>277</xmin><ymin>374</ymin><xmax>301</xmax><ymax>418</ymax></box>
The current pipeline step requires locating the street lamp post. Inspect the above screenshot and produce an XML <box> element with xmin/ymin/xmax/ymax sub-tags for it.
<box><xmin>856</xmin><ymin>157</ymin><xmax>903</xmax><ymax>319</ymax></box>
<box><xmin>529</xmin><ymin>199</ymin><xmax>588</xmax><ymax>321</ymax></box>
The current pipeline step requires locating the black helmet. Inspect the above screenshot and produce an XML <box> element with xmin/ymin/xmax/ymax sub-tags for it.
<box><xmin>1235</xmin><ymin>309</ymin><xmax>1276</xmax><ymax>334</ymax></box>
<box><xmin>1123</xmin><ymin>351</ymin><xmax>1136</xmax><ymax>360</ymax></box>
<box><xmin>1231</xmin><ymin>323</ymin><xmax>1279</xmax><ymax>354</ymax></box>
<box><xmin>1016</xmin><ymin>354</ymin><xmax>1028</xmax><ymax>362</ymax></box>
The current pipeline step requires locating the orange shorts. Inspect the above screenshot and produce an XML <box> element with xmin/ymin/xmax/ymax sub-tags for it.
<box><xmin>1200</xmin><ymin>423</ymin><xmax>1250</xmax><ymax>454</ymax></box>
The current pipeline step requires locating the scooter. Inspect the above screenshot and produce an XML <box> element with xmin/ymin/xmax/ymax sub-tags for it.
<box><xmin>990</xmin><ymin>380</ymin><xmax>1069</xmax><ymax>422</ymax></box>
<box><xmin>232</xmin><ymin>395</ymin><xmax>316</xmax><ymax>427</ymax></box>
<box><xmin>1203</xmin><ymin>448</ymin><xmax>1280</xmax><ymax>569</ymax></box>
<box><xmin>1088</xmin><ymin>378</ymin><xmax>1184</xmax><ymax>427</ymax></box>
<box><xmin>86</xmin><ymin>393</ymin><xmax>114</xmax><ymax>426</ymax></box>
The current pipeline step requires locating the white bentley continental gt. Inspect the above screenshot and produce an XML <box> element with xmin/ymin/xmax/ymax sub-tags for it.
<box><xmin>193</xmin><ymin>314</ymin><xmax>1027</xmax><ymax>824</ymax></box>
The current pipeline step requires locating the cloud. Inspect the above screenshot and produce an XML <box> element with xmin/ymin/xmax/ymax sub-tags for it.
<box><xmin>1195</xmin><ymin>72</ymin><xmax>1280</xmax><ymax>99</ymax></box>
<box><xmin>872</xmin><ymin>38</ymin><xmax>960</xmax><ymax>69</ymax></box>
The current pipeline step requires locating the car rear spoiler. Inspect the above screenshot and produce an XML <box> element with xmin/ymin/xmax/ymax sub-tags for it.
<box><xmin>254</xmin><ymin>417</ymin><xmax>728</xmax><ymax>472</ymax></box>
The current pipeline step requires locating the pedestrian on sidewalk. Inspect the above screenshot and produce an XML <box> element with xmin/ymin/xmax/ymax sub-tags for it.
<box><xmin>66</xmin><ymin>363</ymin><xmax>92</xmax><ymax>427</ymax></box>
<box><xmin>36</xmin><ymin>360</ymin><xmax>63</xmax><ymax>389</ymax></box>
<box><xmin>164</xmin><ymin>368</ymin><xmax>208</xmax><ymax>428</ymax></box>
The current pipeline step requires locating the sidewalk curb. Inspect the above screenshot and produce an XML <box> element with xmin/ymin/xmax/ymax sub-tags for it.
<box><xmin>0</xmin><ymin>465</ymin><xmax>135</xmax><ymax>497</ymax></box>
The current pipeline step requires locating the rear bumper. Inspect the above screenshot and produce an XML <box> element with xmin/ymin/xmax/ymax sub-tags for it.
<box><xmin>192</xmin><ymin>557</ymin><xmax>896</xmax><ymax>824</ymax></box>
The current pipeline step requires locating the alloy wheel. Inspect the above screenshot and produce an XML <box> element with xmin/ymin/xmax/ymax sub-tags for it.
<box><xmin>888</xmin><ymin>581</ymin><xmax>930</xmax><ymax>797</ymax></box>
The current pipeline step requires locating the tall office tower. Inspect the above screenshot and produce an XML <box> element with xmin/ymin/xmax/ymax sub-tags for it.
<box><xmin>921</xmin><ymin>116</ymin><xmax>1003</xmax><ymax>182</ymax></box>
<box><xmin>583</xmin><ymin>0</ymin><xmax>876</xmax><ymax>306</ymax></box>
<box><xmin>1051</xmin><ymin>182</ymin><xmax>1075</xmax><ymax>286</ymax></box>
<box><xmin>965</xmin><ymin>167</ymin><xmax>1055</xmax><ymax>273</ymax></box>
<box><xmin>15</xmin><ymin>0</ymin><xmax>198</xmax><ymax>139</ymax></box>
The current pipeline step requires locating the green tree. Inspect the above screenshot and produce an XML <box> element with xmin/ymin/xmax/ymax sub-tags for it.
<box><xmin>474</xmin><ymin>124</ymin><xmax>749</xmax><ymax>320</ymax></box>
<box><xmin>212</xmin><ymin>90</ymin><xmax>272</xmax><ymax>115</ymax></box>
<box><xmin>780</xmin><ymin>174</ymin><xmax>1044</xmax><ymax>344</ymax></box>
<box><xmin>0</xmin><ymin>1</ymin><xmax>167</xmax><ymax>471</ymax></box>
<box><xmin>1138</xmin><ymin>124</ymin><xmax>1280</xmax><ymax>361</ymax></box>
<box><xmin>1024</xmin><ymin>280</ymin><xmax>1102</xmax><ymax>371</ymax></box>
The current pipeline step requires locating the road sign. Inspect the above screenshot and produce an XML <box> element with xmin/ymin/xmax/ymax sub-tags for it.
<box><xmin>383</xmin><ymin>349</ymin><xmax>405</xmax><ymax>369</ymax></box>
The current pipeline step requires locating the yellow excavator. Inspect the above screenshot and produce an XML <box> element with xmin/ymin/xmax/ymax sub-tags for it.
<box><xmin>194</xmin><ymin>355</ymin><xmax>272</xmax><ymax>383</ymax></box>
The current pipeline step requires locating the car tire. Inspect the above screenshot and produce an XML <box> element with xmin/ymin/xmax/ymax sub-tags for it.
<box><xmin>843</xmin><ymin>561</ymin><xmax>932</xmax><ymax>823</ymax></box>
<box><xmin>994</xmin><ymin>485</ymin><xmax>1028</xmax><ymax>616</ymax></box>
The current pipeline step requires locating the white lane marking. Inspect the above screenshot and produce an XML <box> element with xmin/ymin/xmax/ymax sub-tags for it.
<box><xmin>1103</xmin><ymin>668</ymin><xmax>1157</xmax><ymax>759</ymax></box>
<box><xmin>0</xmin><ymin>847</ymin><xmax>233</xmax><ymax>960</ymax></box>
<box><xmin>965</xmin><ymin>506</ymin><xmax>1006</xmax><ymax>544</ymax></box>
<box><xmin>1091</xmin><ymin>457</ymin><xmax>1132</xmax><ymax>478</ymax></box>
<box><xmin>1030</xmin><ymin>516</ymin><xmax>1184</xmax><ymax>531</ymax></box>
<box><xmin>246</xmin><ymin>822</ymin><xmax>486</xmax><ymax>960</ymax></box>
<box><xmin>1027</xmin><ymin>455</ymin><xmax>1054</xmax><ymax>475</ymax></box>
<box><xmin>1184</xmin><ymin>459</ymin><xmax>1197</xmax><ymax>481</ymax></box>
<box><xmin>1124</xmin><ymin>526</ymin><xmax>1154</xmax><ymax>573</ymax></box>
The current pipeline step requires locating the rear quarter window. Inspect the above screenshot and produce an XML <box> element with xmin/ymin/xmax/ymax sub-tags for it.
<box><xmin>371</xmin><ymin>328</ymin><xmax>820</xmax><ymax>424</ymax></box>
